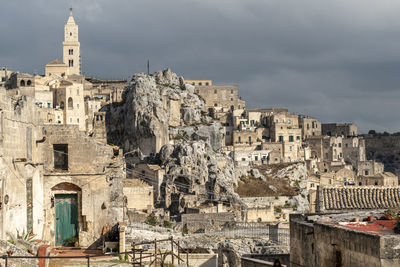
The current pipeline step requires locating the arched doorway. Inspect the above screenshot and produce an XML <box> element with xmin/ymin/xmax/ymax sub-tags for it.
<box><xmin>51</xmin><ymin>182</ymin><xmax>81</xmax><ymax>246</ymax></box>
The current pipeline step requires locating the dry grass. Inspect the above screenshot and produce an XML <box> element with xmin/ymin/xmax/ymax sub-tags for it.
<box><xmin>235</xmin><ymin>176</ymin><xmax>297</xmax><ymax>197</ymax></box>
<box><xmin>235</xmin><ymin>163</ymin><xmax>299</xmax><ymax>197</ymax></box>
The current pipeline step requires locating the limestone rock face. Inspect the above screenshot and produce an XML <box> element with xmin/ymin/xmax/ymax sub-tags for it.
<box><xmin>160</xmin><ymin>141</ymin><xmax>243</xmax><ymax>208</ymax></box>
<box><xmin>106</xmin><ymin>68</ymin><xmax>223</xmax><ymax>155</ymax></box>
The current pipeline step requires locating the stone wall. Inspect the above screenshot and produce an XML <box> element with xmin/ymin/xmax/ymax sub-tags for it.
<box><xmin>181</xmin><ymin>212</ymin><xmax>235</xmax><ymax>233</ymax></box>
<box><xmin>41</xmin><ymin>124</ymin><xmax>124</xmax><ymax>247</ymax></box>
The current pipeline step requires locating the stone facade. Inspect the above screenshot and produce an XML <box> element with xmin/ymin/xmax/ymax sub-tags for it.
<box><xmin>322</xmin><ymin>123</ymin><xmax>358</xmax><ymax>137</ymax></box>
<box><xmin>42</xmin><ymin>125</ymin><xmax>124</xmax><ymax>247</ymax></box>
<box><xmin>290</xmin><ymin>212</ymin><xmax>400</xmax><ymax>267</ymax></box>
<box><xmin>298</xmin><ymin>115</ymin><xmax>321</xmax><ymax>139</ymax></box>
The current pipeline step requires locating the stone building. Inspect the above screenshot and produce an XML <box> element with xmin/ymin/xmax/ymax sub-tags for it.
<box><xmin>0</xmin><ymin>67</ymin><xmax>13</xmax><ymax>88</ymax></box>
<box><xmin>0</xmin><ymin>88</ymin><xmax>44</xmax><ymax>241</ymax></box>
<box><xmin>290</xmin><ymin>211</ymin><xmax>400</xmax><ymax>267</ymax></box>
<box><xmin>41</xmin><ymin>125</ymin><xmax>124</xmax><ymax>247</ymax></box>
<box><xmin>356</xmin><ymin>172</ymin><xmax>398</xmax><ymax>186</ymax></box>
<box><xmin>45</xmin><ymin>10</ymin><xmax>80</xmax><ymax>76</ymax></box>
<box><xmin>322</xmin><ymin>123</ymin><xmax>358</xmax><ymax>137</ymax></box>
<box><xmin>62</xmin><ymin>9</ymin><xmax>80</xmax><ymax>75</ymax></box>
<box><xmin>298</xmin><ymin>115</ymin><xmax>321</xmax><ymax>139</ymax></box>
<box><xmin>357</xmin><ymin>160</ymin><xmax>384</xmax><ymax>177</ymax></box>
<box><xmin>84</xmin><ymin>77</ymin><xmax>127</xmax><ymax>105</ymax></box>
<box><xmin>186</xmin><ymin>79</ymin><xmax>245</xmax><ymax>111</ymax></box>
<box><xmin>267</xmin><ymin>111</ymin><xmax>302</xmax><ymax>162</ymax></box>
<box><xmin>51</xmin><ymin>80</ymin><xmax>86</xmax><ymax>131</ymax></box>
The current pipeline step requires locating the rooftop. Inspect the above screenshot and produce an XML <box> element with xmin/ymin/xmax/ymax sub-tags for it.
<box><xmin>323</xmin><ymin>219</ymin><xmax>397</xmax><ymax>236</ymax></box>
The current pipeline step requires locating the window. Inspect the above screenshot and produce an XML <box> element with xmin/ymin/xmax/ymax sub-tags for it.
<box><xmin>53</xmin><ymin>144</ymin><xmax>68</xmax><ymax>170</ymax></box>
<box><xmin>69</xmin><ymin>117</ymin><xmax>72</xmax><ymax>123</ymax></box>
<box><xmin>206</xmin><ymin>82</ymin><xmax>209</xmax><ymax>86</ymax></box>
<box><xmin>70</xmin><ymin>32</ymin><xmax>72</xmax><ymax>36</ymax></box>
<box><xmin>289</xmin><ymin>146</ymin><xmax>292</xmax><ymax>152</ymax></box>
<box><xmin>69</xmin><ymin>60</ymin><xmax>74</xmax><ymax>67</ymax></box>
<box><xmin>1</xmin><ymin>77</ymin><xmax>5</xmax><ymax>82</ymax></box>
<box><xmin>77</xmin><ymin>103</ymin><xmax>79</xmax><ymax>108</ymax></box>
<box><xmin>20</xmin><ymin>80</ymin><xmax>25</xmax><ymax>86</ymax></box>
<box><xmin>289</xmin><ymin>136</ymin><xmax>294</xmax><ymax>142</ymax></box>
<box><xmin>199</xmin><ymin>82</ymin><xmax>202</xmax><ymax>86</ymax></box>
<box><xmin>296</xmin><ymin>136</ymin><xmax>300</xmax><ymax>140</ymax></box>
<box><xmin>338</xmin><ymin>143</ymin><xmax>342</xmax><ymax>147</ymax></box>
<box><xmin>47</xmin><ymin>103</ymin><xmax>51</xmax><ymax>108</ymax></box>
<box><xmin>324</xmin><ymin>169</ymin><xmax>328</xmax><ymax>173</ymax></box>
<box><xmin>214</xmin><ymin>103</ymin><xmax>217</xmax><ymax>107</ymax></box>
<box><xmin>255</xmin><ymin>156</ymin><xmax>258</xmax><ymax>161</ymax></box>
<box><xmin>231</xmin><ymin>89</ymin><xmax>233</xmax><ymax>94</ymax></box>
<box><xmin>238</xmin><ymin>136</ymin><xmax>241</xmax><ymax>143</ymax></box>
<box><xmin>365</xmin><ymin>170</ymin><xmax>369</xmax><ymax>176</ymax></box>
<box><xmin>359</xmin><ymin>182</ymin><xmax>362</xmax><ymax>186</ymax></box>
<box><xmin>77</xmin><ymin>118</ymin><xmax>79</xmax><ymax>123</ymax></box>
<box><xmin>375</xmin><ymin>181</ymin><xmax>378</xmax><ymax>186</ymax></box>
<box><xmin>288</xmin><ymin>119</ymin><xmax>291</xmax><ymax>124</ymax></box>
<box><xmin>279</xmin><ymin>136</ymin><xmax>284</xmax><ymax>142</ymax></box>
<box><xmin>311</xmin><ymin>183</ymin><xmax>314</xmax><ymax>188</ymax></box>
<box><xmin>214</xmin><ymin>89</ymin><xmax>217</xmax><ymax>94</ymax></box>
<box><xmin>27</xmin><ymin>80</ymin><xmax>32</xmax><ymax>86</ymax></box>
<box><xmin>76</xmin><ymin>89</ymin><xmax>79</xmax><ymax>96</ymax></box>
<box><xmin>274</xmin><ymin>158</ymin><xmax>278</xmax><ymax>161</ymax></box>
<box><xmin>69</xmin><ymin>49</ymin><xmax>73</xmax><ymax>55</ymax></box>
<box><xmin>242</xmin><ymin>158</ymin><xmax>245</xmax><ymax>161</ymax></box>
<box><xmin>226</xmin><ymin>131</ymin><xmax>230</xmax><ymax>135</ymax></box>
<box><xmin>68</xmin><ymin>97</ymin><xmax>73</xmax><ymax>109</ymax></box>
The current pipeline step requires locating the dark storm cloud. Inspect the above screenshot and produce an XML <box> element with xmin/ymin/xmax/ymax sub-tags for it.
<box><xmin>1</xmin><ymin>0</ymin><xmax>400</xmax><ymax>132</ymax></box>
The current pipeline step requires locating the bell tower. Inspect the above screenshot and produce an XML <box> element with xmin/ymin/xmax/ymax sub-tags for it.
<box><xmin>63</xmin><ymin>8</ymin><xmax>80</xmax><ymax>75</ymax></box>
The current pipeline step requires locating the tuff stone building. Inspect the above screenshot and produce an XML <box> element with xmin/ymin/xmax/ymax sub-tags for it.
<box><xmin>186</xmin><ymin>79</ymin><xmax>245</xmax><ymax>111</ymax></box>
<box><xmin>322</xmin><ymin>123</ymin><xmax>358</xmax><ymax>137</ymax></box>
<box><xmin>291</xmin><ymin>211</ymin><xmax>400</xmax><ymax>267</ymax></box>
<box><xmin>298</xmin><ymin>115</ymin><xmax>321</xmax><ymax>139</ymax></box>
<box><xmin>62</xmin><ymin>9</ymin><xmax>80</xmax><ymax>75</ymax></box>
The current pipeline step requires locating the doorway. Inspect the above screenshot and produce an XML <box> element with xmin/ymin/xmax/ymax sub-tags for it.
<box><xmin>55</xmin><ymin>194</ymin><xmax>79</xmax><ymax>246</ymax></box>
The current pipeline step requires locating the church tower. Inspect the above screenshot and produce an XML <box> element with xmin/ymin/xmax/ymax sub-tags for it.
<box><xmin>63</xmin><ymin>8</ymin><xmax>80</xmax><ymax>75</ymax></box>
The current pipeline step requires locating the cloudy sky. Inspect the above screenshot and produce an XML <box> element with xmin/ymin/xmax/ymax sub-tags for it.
<box><xmin>1</xmin><ymin>0</ymin><xmax>400</xmax><ymax>133</ymax></box>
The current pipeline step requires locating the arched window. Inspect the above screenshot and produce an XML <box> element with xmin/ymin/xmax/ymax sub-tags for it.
<box><xmin>20</xmin><ymin>80</ymin><xmax>25</xmax><ymax>87</ymax></box>
<box><xmin>68</xmin><ymin>97</ymin><xmax>73</xmax><ymax>109</ymax></box>
<box><xmin>27</xmin><ymin>80</ymin><xmax>32</xmax><ymax>86</ymax></box>
<box><xmin>60</xmin><ymin>101</ymin><xmax>65</xmax><ymax>110</ymax></box>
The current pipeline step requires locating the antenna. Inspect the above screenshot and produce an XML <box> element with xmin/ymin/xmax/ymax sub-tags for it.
<box><xmin>147</xmin><ymin>60</ymin><xmax>150</xmax><ymax>75</ymax></box>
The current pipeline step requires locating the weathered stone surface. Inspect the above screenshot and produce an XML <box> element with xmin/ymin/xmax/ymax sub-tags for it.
<box><xmin>106</xmin><ymin>69</ymin><xmax>220</xmax><ymax>155</ymax></box>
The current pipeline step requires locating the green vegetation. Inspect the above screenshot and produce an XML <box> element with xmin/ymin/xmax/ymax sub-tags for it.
<box><xmin>163</xmin><ymin>220</ymin><xmax>172</xmax><ymax>228</ymax></box>
<box><xmin>145</xmin><ymin>215</ymin><xmax>159</xmax><ymax>226</ymax></box>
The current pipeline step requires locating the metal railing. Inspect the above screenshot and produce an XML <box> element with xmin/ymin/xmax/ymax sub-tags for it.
<box><xmin>1</xmin><ymin>237</ymin><xmax>189</xmax><ymax>267</ymax></box>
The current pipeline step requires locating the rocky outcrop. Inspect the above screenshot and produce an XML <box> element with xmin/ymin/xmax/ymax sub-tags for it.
<box><xmin>160</xmin><ymin>141</ymin><xmax>244</xmax><ymax>212</ymax></box>
<box><xmin>106</xmin><ymin>69</ymin><xmax>241</xmax><ymax>214</ymax></box>
<box><xmin>106</xmin><ymin>69</ymin><xmax>222</xmax><ymax>155</ymax></box>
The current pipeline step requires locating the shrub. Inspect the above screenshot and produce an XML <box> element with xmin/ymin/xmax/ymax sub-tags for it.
<box><xmin>145</xmin><ymin>215</ymin><xmax>159</xmax><ymax>226</ymax></box>
<box><xmin>163</xmin><ymin>220</ymin><xmax>172</xmax><ymax>228</ymax></box>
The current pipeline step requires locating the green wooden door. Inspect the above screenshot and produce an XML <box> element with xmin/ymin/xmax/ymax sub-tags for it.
<box><xmin>55</xmin><ymin>194</ymin><xmax>78</xmax><ymax>246</ymax></box>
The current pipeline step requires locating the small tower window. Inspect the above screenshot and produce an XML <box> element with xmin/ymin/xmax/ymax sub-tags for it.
<box><xmin>70</xmin><ymin>32</ymin><xmax>72</xmax><ymax>36</ymax></box>
<box><xmin>69</xmin><ymin>49</ymin><xmax>73</xmax><ymax>55</ymax></box>
<box><xmin>69</xmin><ymin>60</ymin><xmax>74</xmax><ymax>67</ymax></box>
